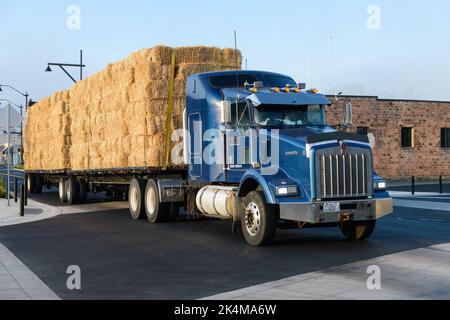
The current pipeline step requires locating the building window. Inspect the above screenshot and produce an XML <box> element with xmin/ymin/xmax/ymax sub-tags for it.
<box><xmin>401</xmin><ymin>127</ymin><xmax>414</xmax><ymax>148</ymax></box>
<box><xmin>441</xmin><ymin>129</ymin><xmax>450</xmax><ymax>148</ymax></box>
<box><xmin>357</xmin><ymin>127</ymin><xmax>369</xmax><ymax>136</ymax></box>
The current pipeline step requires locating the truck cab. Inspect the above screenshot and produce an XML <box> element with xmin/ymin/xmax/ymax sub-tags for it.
<box><xmin>185</xmin><ymin>71</ymin><xmax>393</xmax><ymax>246</ymax></box>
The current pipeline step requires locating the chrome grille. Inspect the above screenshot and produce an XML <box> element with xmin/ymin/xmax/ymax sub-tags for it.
<box><xmin>315</xmin><ymin>147</ymin><xmax>373</xmax><ymax>199</ymax></box>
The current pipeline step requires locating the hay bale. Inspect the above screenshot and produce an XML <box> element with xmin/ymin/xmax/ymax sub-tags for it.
<box><xmin>24</xmin><ymin>91</ymin><xmax>71</xmax><ymax>171</ymax></box>
<box><xmin>24</xmin><ymin>45</ymin><xmax>241</xmax><ymax>172</ymax></box>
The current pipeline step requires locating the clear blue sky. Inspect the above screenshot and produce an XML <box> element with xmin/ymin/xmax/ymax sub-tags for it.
<box><xmin>1</xmin><ymin>0</ymin><xmax>450</xmax><ymax>104</ymax></box>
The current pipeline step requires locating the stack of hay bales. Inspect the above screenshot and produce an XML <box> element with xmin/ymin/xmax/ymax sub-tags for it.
<box><xmin>24</xmin><ymin>91</ymin><xmax>71</xmax><ymax>171</ymax></box>
<box><xmin>25</xmin><ymin>45</ymin><xmax>241</xmax><ymax>172</ymax></box>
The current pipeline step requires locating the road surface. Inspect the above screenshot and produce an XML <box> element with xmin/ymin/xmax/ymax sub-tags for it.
<box><xmin>1</xmin><ymin>187</ymin><xmax>450</xmax><ymax>299</ymax></box>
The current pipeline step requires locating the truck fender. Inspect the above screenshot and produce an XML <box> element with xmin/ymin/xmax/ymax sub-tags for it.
<box><xmin>237</xmin><ymin>170</ymin><xmax>276</xmax><ymax>204</ymax></box>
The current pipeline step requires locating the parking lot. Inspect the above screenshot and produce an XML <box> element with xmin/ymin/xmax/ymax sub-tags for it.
<box><xmin>1</xmin><ymin>183</ymin><xmax>450</xmax><ymax>300</ymax></box>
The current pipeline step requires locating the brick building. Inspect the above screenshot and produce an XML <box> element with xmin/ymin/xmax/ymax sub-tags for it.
<box><xmin>327</xmin><ymin>96</ymin><xmax>450</xmax><ymax>180</ymax></box>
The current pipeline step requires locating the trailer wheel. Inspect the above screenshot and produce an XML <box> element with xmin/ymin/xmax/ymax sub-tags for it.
<box><xmin>27</xmin><ymin>175</ymin><xmax>36</xmax><ymax>194</ymax></box>
<box><xmin>78</xmin><ymin>179</ymin><xmax>88</xmax><ymax>203</ymax></box>
<box><xmin>129</xmin><ymin>178</ymin><xmax>146</xmax><ymax>220</ymax></box>
<box><xmin>35</xmin><ymin>175</ymin><xmax>43</xmax><ymax>194</ymax></box>
<box><xmin>144</xmin><ymin>179</ymin><xmax>172</xmax><ymax>223</ymax></box>
<box><xmin>65</xmin><ymin>177</ymin><xmax>79</xmax><ymax>205</ymax></box>
<box><xmin>167</xmin><ymin>203</ymin><xmax>181</xmax><ymax>222</ymax></box>
<box><xmin>340</xmin><ymin>220</ymin><xmax>376</xmax><ymax>241</ymax></box>
<box><xmin>58</xmin><ymin>178</ymin><xmax>67</xmax><ymax>203</ymax></box>
<box><xmin>240</xmin><ymin>191</ymin><xmax>277</xmax><ymax>247</ymax></box>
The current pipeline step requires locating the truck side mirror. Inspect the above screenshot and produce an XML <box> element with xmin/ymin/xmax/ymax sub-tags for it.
<box><xmin>344</xmin><ymin>102</ymin><xmax>353</xmax><ymax>127</ymax></box>
<box><xmin>220</xmin><ymin>100</ymin><xmax>232</xmax><ymax>124</ymax></box>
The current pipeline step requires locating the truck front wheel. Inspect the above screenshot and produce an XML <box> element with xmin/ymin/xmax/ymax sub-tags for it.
<box><xmin>340</xmin><ymin>220</ymin><xmax>376</xmax><ymax>241</ymax></box>
<box><xmin>240</xmin><ymin>191</ymin><xmax>277</xmax><ymax>247</ymax></box>
<box><xmin>129</xmin><ymin>178</ymin><xmax>146</xmax><ymax>220</ymax></box>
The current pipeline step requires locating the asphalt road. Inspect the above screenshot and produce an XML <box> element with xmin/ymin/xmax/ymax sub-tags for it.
<box><xmin>1</xmin><ymin>188</ymin><xmax>450</xmax><ymax>300</ymax></box>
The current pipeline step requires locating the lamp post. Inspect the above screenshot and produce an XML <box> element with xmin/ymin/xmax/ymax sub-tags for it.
<box><xmin>0</xmin><ymin>84</ymin><xmax>29</xmax><ymax>113</ymax></box>
<box><xmin>0</xmin><ymin>100</ymin><xmax>23</xmax><ymax>165</ymax></box>
<box><xmin>6</xmin><ymin>103</ymin><xmax>11</xmax><ymax>206</ymax></box>
<box><xmin>45</xmin><ymin>49</ymin><xmax>85</xmax><ymax>83</ymax></box>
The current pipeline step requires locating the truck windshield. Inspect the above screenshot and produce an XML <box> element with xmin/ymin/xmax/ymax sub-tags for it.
<box><xmin>263</xmin><ymin>75</ymin><xmax>297</xmax><ymax>88</ymax></box>
<box><xmin>254</xmin><ymin>104</ymin><xmax>327</xmax><ymax>128</ymax></box>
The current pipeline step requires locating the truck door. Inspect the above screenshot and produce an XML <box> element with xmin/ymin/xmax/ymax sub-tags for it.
<box><xmin>225</xmin><ymin>102</ymin><xmax>252</xmax><ymax>179</ymax></box>
<box><xmin>188</xmin><ymin>113</ymin><xmax>202</xmax><ymax>179</ymax></box>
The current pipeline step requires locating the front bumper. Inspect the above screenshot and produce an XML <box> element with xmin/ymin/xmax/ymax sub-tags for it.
<box><xmin>279</xmin><ymin>198</ymin><xmax>394</xmax><ymax>224</ymax></box>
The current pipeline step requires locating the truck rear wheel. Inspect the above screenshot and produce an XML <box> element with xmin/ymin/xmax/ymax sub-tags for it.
<box><xmin>65</xmin><ymin>177</ymin><xmax>79</xmax><ymax>205</ymax></box>
<box><xmin>129</xmin><ymin>178</ymin><xmax>146</xmax><ymax>220</ymax></box>
<box><xmin>145</xmin><ymin>179</ymin><xmax>172</xmax><ymax>223</ymax></box>
<box><xmin>27</xmin><ymin>175</ymin><xmax>36</xmax><ymax>194</ymax></box>
<box><xmin>240</xmin><ymin>191</ymin><xmax>277</xmax><ymax>247</ymax></box>
<box><xmin>78</xmin><ymin>179</ymin><xmax>88</xmax><ymax>203</ymax></box>
<box><xmin>58</xmin><ymin>178</ymin><xmax>67</xmax><ymax>203</ymax></box>
<box><xmin>340</xmin><ymin>220</ymin><xmax>376</xmax><ymax>241</ymax></box>
<box><xmin>35</xmin><ymin>175</ymin><xmax>43</xmax><ymax>194</ymax></box>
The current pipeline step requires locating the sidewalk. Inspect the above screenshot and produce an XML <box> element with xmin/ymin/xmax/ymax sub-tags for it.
<box><xmin>0</xmin><ymin>197</ymin><xmax>61</xmax><ymax>300</ymax></box>
<box><xmin>0</xmin><ymin>197</ymin><xmax>62</xmax><ymax>227</ymax></box>
<box><xmin>203</xmin><ymin>243</ymin><xmax>450</xmax><ymax>300</ymax></box>
<box><xmin>0</xmin><ymin>243</ymin><xmax>59</xmax><ymax>300</ymax></box>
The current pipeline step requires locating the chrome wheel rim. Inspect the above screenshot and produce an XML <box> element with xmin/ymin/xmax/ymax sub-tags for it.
<box><xmin>146</xmin><ymin>186</ymin><xmax>156</xmax><ymax>215</ymax></box>
<box><xmin>130</xmin><ymin>185</ymin><xmax>139</xmax><ymax>212</ymax></box>
<box><xmin>59</xmin><ymin>181</ymin><xmax>64</xmax><ymax>199</ymax></box>
<box><xmin>66</xmin><ymin>183</ymin><xmax>71</xmax><ymax>200</ymax></box>
<box><xmin>245</xmin><ymin>202</ymin><xmax>261</xmax><ymax>237</ymax></box>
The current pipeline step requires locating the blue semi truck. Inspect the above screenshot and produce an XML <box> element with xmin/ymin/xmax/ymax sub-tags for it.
<box><xmin>27</xmin><ymin>70</ymin><xmax>393</xmax><ymax>246</ymax></box>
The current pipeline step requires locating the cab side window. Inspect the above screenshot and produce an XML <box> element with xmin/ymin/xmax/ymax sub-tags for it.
<box><xmin>231</xmin><ymin>102</ymin><xmax>251</xmax><ymax>128</ymax></box>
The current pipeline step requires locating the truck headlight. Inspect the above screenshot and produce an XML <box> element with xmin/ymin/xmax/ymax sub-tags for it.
<box><xmin>276</xmin><ymin>185</ymin><xmax>299</xmax><ymax>196</ymax></box>
<box><xmin>373</xmin><ymin>181</ymin><xmax>387</xmax><ymax>191</ymax></box>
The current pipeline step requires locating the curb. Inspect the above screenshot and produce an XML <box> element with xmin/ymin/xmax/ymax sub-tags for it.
<box><xmin>0</xmin><ymin>199</ymin><xmax>63</xmax><ymax>227</ymax></box>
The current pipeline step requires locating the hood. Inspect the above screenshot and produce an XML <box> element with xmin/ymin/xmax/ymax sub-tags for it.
<box><xmin>277</xmin><ymin>127</ymin><xmax>337</xmax><ymax>147</ymax></box>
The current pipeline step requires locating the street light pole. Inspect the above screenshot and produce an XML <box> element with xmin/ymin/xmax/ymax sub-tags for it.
<box><xmin>0</xmin><ymin>100</ymin><xmax>24</xmax><ymax>165</ymax></box>
<box><xmin>80</xmin><ymin>49</ymin><xmax>83</xmax><ymax>81</ymax></box>
<box><xmin>0</xmin><ymin>84</ymin><xmax>30</xmax><ymax>113</ymax></box>
<box><xmin>46</xmin><ymin>49</ymin><xmax>85</xmax><ymax>83</ymax></box>
<box><xmin>7</xmin><ymin>103</ymin><xmax>11</xmax><ymax>206</ymax></box>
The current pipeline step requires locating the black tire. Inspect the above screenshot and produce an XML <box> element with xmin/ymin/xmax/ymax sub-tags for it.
<box><xmin>65</xmin><ymin>177</ymin><xmax>79</xmax><ymax>205</ymax></box>
<box><xmin>35</xmin><ymin>175</ymin><xmax>43</xmax><ymax>194</ymax></box>
<box><xmin>27</xmin><ymin>175</ymin><xmax>36</xmax><ymax>194</ymax></box>
<box><xmin>129</xmin><ymin>178</ymin><xmax>146</xmax><ymax>220</ymax></box>
<box><xmin>58</xmin><ymin>178</ymin><xmax>67</xmax><ymax>203</ymax></box>
<box><xmin>167</xmin><ymin>203</ymin><xmax>181</xmax><ymax>222</ymax></box>
<box><xmin>340</xmin><ymin>220</ymin><xmax>376</xmax><ymax>241</ymax></box>
<box><xmin>144</xmin><ymin>179</ymin><xmax>171</xmax><ymax>223</ymax></box>
<box><xmin>240</xmin><ymin>191</ymin><xmax>277</xmax><ymax>247</ymax></box>
<box><xmin>78</xmin><ymin>179</ymin><xmax>88</xmax><ymax>203</ymax></box>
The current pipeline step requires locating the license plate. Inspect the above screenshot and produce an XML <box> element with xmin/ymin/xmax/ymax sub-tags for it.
<box><xmin>324</xmin><ymin>202</ymin><xmax>341</xmax><ymax>213</ymax></box>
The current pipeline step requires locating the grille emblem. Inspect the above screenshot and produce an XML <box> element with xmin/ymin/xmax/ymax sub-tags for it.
<box><xmin>339</xmin><ymin>141</ymin><xmax>347</xmax><ymax>155</ymax></box>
